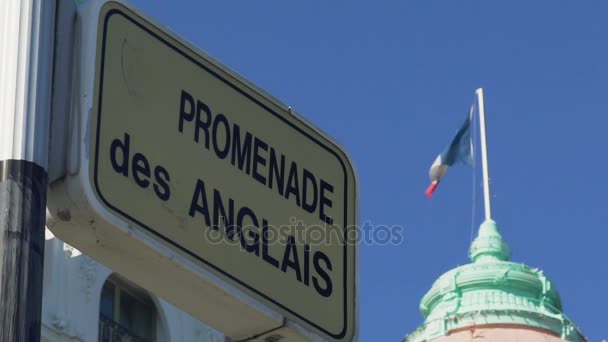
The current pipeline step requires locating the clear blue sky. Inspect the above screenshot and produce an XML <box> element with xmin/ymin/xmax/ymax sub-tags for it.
<box><xmin>130</xmin><ymin>1</ymin><xmax>606</xmax><ymax>340</ymax></box>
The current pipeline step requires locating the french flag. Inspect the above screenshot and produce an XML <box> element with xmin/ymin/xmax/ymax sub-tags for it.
<box><xmin>426</xmin><ymin>109</ymin><xmax>474</xmax><ymax>197</ymax></box>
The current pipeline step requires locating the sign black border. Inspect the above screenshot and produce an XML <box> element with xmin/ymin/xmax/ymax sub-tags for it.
<box><xmin>93</xmin><ymin>4</ymin><xmax>352</xmax><ymax>340</ymax></box>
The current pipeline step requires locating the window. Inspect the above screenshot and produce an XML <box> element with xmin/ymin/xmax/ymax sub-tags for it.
<box><xmin>99</xmin><ymin>275</ymin><xmax>157</xmax><ymax>342</ymax></box>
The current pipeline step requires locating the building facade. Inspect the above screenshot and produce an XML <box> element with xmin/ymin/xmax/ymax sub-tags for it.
<box><xmin>41</xmin><ymin>229</ymin><xmax>224</xmax><ymax>342</ymax></box>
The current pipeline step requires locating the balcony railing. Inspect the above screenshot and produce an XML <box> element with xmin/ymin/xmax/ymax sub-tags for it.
<box><xmin>99</xmin><ymin>314</ymin><xmax>150</xmax><ymax>342</ymax></box>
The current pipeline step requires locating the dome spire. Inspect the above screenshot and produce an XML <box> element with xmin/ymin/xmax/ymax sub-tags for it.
<box><xmin>469</xmin><ymin>219</ymin><xmax>510</xmax><ymax>263</ymax></box>
<box><xmin>405</xmin><ymin>219</ymin><xmax>586</xmax><ymax>342</ymax></box>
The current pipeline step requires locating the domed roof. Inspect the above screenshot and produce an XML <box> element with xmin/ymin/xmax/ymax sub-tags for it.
<box><xmin>405</xmin><ymin>220</ymin><xmax>586</xmax><ymax>342</ymax></box>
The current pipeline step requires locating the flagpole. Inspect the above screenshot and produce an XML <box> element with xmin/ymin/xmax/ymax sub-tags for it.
<box><xmin>476</xmin><ymin>88</ymin><xmax>492</xmax><ymax>220</ymax></box>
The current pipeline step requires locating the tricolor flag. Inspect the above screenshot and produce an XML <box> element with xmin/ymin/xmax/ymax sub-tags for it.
<box><xmin>425</xmin><ymin>107</ymin><xmax>474</xmax><ymax>197</ymax></box>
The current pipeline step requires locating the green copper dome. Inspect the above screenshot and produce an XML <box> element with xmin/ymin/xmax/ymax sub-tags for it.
<box><xmin>405</xmin><ymin>220</ymin><xmax>586</xmax><ymax>342</ymax></box>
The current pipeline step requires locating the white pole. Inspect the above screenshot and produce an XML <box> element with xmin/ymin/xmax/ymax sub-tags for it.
<box><xmin>475</xmin><ymin>88</ymin><xmax>492</xmax><ymax>220</ymax></box>
<box><xmin>0</xmin><ymin>0</ymin><xmax>55</xmax><ymax>340</ymax></box>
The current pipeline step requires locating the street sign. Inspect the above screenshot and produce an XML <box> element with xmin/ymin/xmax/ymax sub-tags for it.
<box><xmin>47</xmin><ymin>1</ymin><xmax>357</xmax><ymax>341</ymax></box>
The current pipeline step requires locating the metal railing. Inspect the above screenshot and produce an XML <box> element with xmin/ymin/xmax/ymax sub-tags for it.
<box><xmin>98</xmin><ymin>314</ymin><xmax>150</xmax><ymax>342</ymax></box>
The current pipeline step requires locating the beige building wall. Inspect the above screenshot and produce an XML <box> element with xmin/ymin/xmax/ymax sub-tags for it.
<box><xmin>430</xmin><ymin>325</ymin><xmax>569</xmax><ymax>342</ymax></box>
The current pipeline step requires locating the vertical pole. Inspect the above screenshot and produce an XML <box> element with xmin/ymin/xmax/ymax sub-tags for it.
<box><xmin>0</xmin><ymin>0</ymin><xmax>56</xmax><ymax>340</ymax></box>
<box><xmin>475</xmin><ymin>88</ymin><xmax>492</xmax><ymax>221</ymax></box>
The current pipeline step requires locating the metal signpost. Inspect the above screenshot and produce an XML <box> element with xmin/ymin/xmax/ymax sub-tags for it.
<box><xmin>45</xmin><ymin>1</ymin><xmax>358</xmax><ymax>341</ymax></box>
<box><xmin>0</xmin><ymin>0</ymin><xmax>56</xmax><ymax>340</ymax></box>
